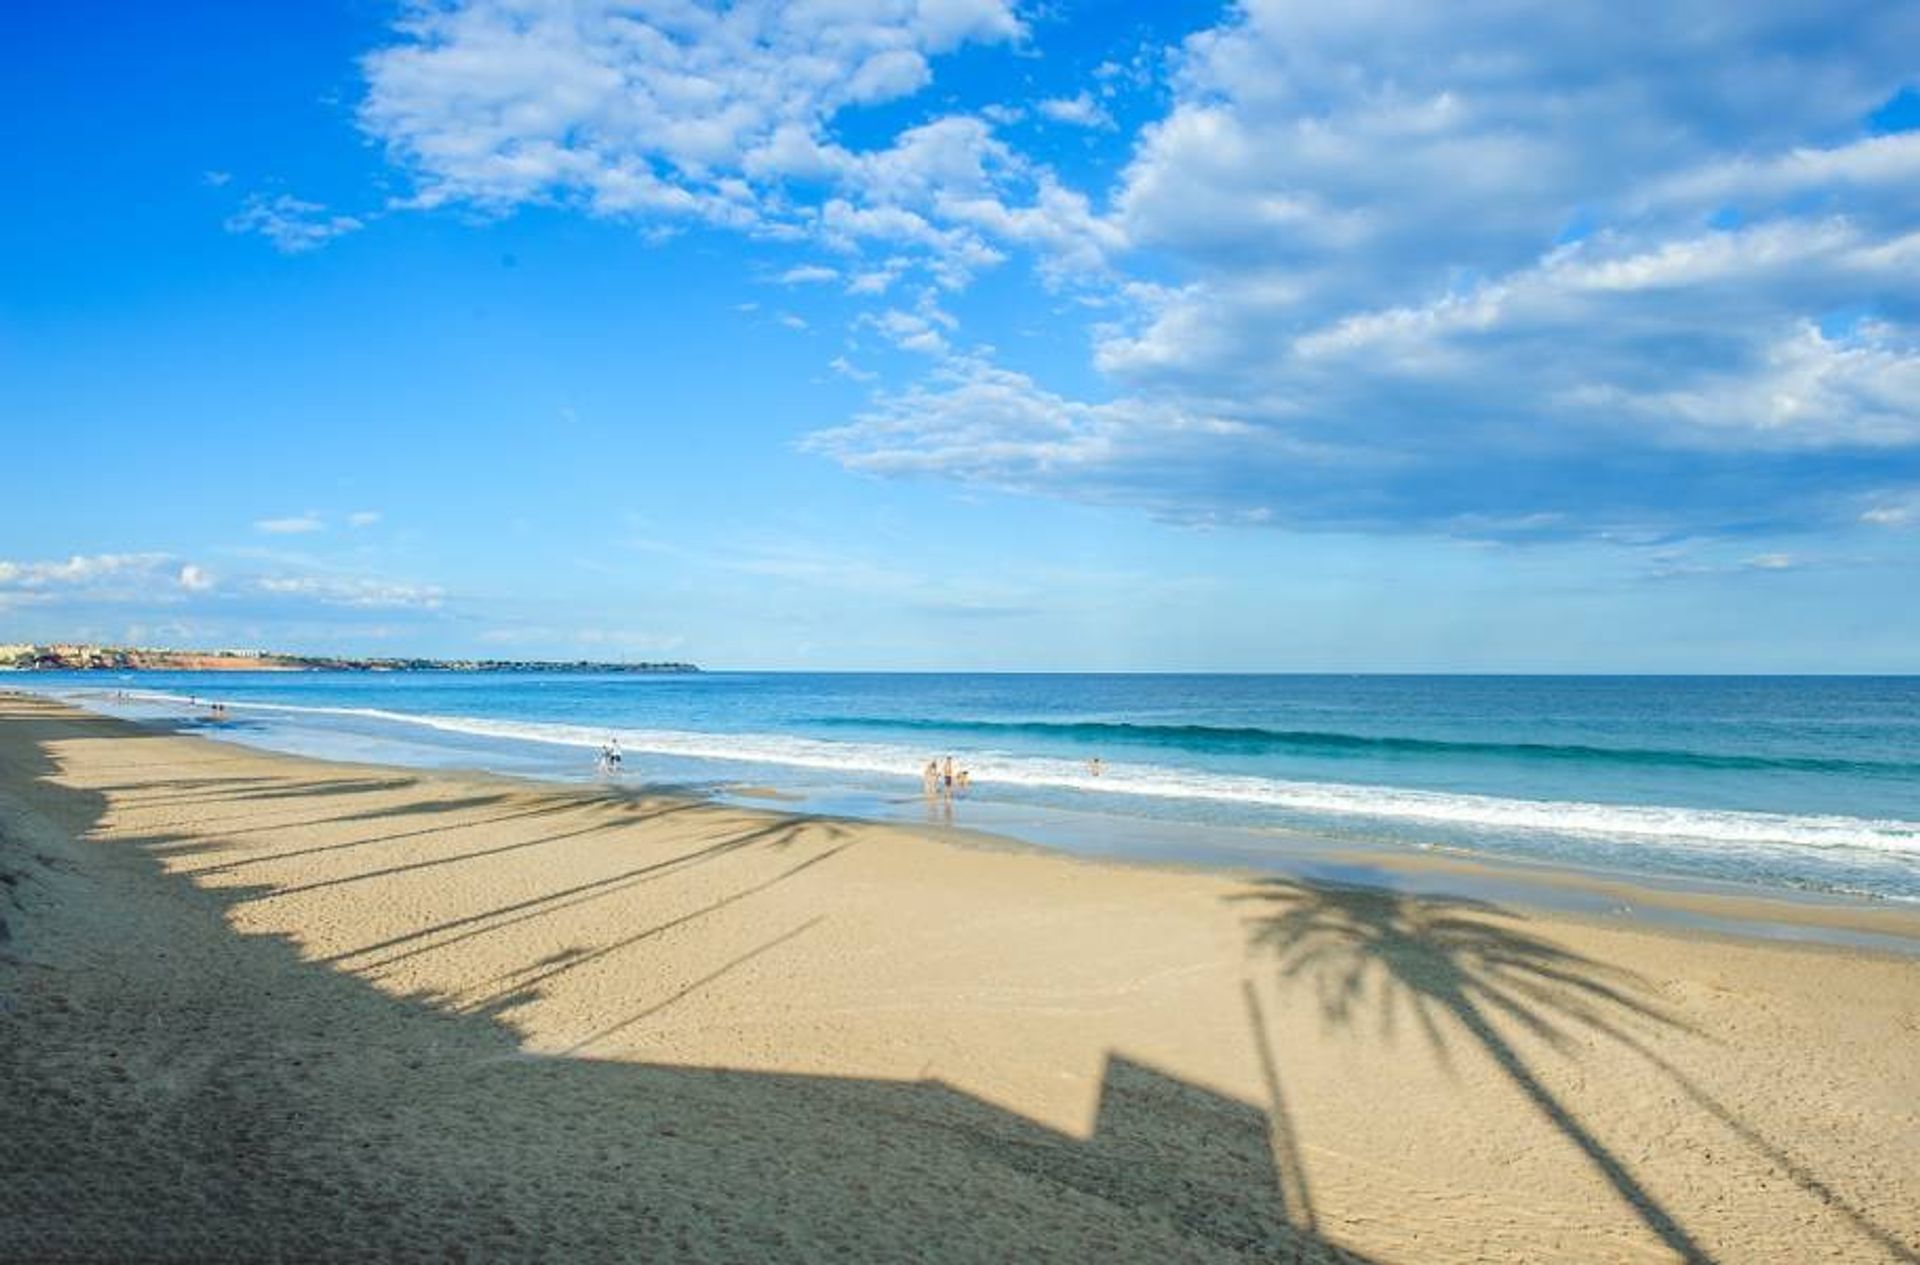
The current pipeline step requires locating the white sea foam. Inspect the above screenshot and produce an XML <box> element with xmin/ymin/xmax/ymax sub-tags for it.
<box><xmin>85</xmin><ymin>689</ymin><xmax>1920</xmax><ymax>860</ymax></box>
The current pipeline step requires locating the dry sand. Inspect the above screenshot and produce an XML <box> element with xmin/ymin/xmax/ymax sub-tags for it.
<box><xmin>2</xmin><ymin>693</ymin><xmax>1917</xmax><ymax>1262</ymax></box>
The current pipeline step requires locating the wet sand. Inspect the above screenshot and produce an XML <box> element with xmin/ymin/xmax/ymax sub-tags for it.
<box><xmin>3</xmin><ymin>693</ymin><xmax>1917</xmax><ymax>1262</ymax></box>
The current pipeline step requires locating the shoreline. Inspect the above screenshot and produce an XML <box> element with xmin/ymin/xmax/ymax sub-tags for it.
<box><xmin>16</xmin><ymin>685</ymin><xmax>1920</xmax><ymax>954</ymax></box>
<box><xmin>885</xmin><ymin>794</ymin><xmax>1920</xmax><ymax>955</ymax></box>
<box><xmin>4</xmin><ymin>694</ymin><xmax>1918</xmax><ymax>1260</ymax></box>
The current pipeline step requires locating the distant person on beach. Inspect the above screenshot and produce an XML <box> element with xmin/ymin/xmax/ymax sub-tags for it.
<box><xmin>1088</xmin><ymin>757</ymin><xmax>1104</xmax><ymax>777</ymax></box>
<box><xmin>922</xmin><ymin>759</ymin><xmax>940</xmax><ymax>797</ymax></box>
<box><xmin>609</xmin><ymin>738</ymin><xmax>622</xmax><ymax>770</ymax></box>
<box><xmin>942</xmin><ymin>755</ymin><xmax>955</xmax><ymax>796</ymax></box>
<box><xmin>956</xmin><ymin>769</ymin><xmax>971</xmax><ymax>795</ymax></box>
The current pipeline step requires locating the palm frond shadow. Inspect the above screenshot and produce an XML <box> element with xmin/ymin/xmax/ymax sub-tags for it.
<box><xmin>5</xmin><ymin>695</ymin><xmax>1378</xmax><ymax>1260</ymax></box>
<box><xmin>1236</xmin><ymin>878</ymin><xmax>1713</xmax><ymax>1264</ymax></box>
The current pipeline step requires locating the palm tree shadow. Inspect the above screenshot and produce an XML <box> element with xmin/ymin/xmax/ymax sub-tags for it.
<box><xmin>5</xmin><ymin>696</ymin><xmax>1381</xmax><ymax>1261</ymax></box>
<box><xmin>1236</xmin><ymin>878</ymin><xmax>1713</xmax><ymax>1263</ymax></box>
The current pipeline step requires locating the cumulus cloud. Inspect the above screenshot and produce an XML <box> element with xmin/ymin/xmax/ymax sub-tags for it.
<box><xmin>225</xmin><ymin>194</ymin><xmax>363</xmax><ymax>253</ymax></box>
<box><xmin>859</xmin><ymin>302</ymin><xmax>954</xmax><ymax>355</ymax></box>
<box><xmin>1036</xmin><ymin>92</ymin><xmax>1112</xmax><ymax>129</ymax></box>
<box><xmin>0</xmin><ymin>553</ymin><xmax>172</xmax><ymax>590</ymax></box>
<box><xmin>0</xmin><ymin>553</ymin><xmax>216</xmax><ymax>608</ymax></box>
<box><xmin>361</xmin><ymin>2</ymin><xmax>1022</xmax><ymax>213</ymax></box>
<box><xmin>351</xmin><ymin>0</ymin><xmax>1920</xmax><ymax>539</ymax></box>
<box><xmin>363</xmin><ymin>0</ymin><xmax>1024</xmax><ymax>197</ymax></box>
<box><xmin>0</xmin><ymin>549</ymin><xmax>449</xmax><ymax>631</ymax></box>
<box><xmin>347</xmin><ymin>510</ymin><xmax>383</xmax><ymax>528</ymax></box>
<box><xmin>358</xmin><ymin>2</ymin><xmax>1121</xmax><ymax>284</ymax></box>
<box><xmin>811</xmin><ymin>0</ymin><xmax>1920</xmax><ymax>537</ymax></box>
<box><xmin>805</xmin><ymin>357</ymin><xmax>1309</xmax><ymax>527</ymax></box>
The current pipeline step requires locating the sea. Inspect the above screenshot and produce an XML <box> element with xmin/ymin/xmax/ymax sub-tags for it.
<box><xmin>16</xmin><ymin>671</ymin><xmax>1920</xmax><ymax>910</ymax></box>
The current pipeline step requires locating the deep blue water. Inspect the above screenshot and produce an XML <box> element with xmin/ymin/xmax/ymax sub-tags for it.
<box><xmin>17</xmin><ymin>671</ymin><xmax>1920</xmax><ymax>903</ymax></box>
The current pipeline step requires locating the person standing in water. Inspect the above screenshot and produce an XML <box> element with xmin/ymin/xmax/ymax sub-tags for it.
<box><xmin>942</xmin><ymin>755</ymin><xmax>956</xmax><ymax>797</ymax></box>
<box><xmin>922</xmin><ymin>759</ymin><xmax>940</xmax><ymax>798</ymax></box>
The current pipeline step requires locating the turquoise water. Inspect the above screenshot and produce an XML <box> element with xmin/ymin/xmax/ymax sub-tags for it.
<box><xmin>19</xmin><ymin>671</ymin><xmax>1920</xmax><ymax>903</ymax></box>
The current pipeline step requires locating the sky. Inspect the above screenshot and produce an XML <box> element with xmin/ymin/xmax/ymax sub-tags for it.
<box><xmin>3</xmin><ymin>0</ymin><xmax>1918</xmax><ymax>672</ymax></box>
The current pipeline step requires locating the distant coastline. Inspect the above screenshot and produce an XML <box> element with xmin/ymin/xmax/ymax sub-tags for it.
<box><xmin>1</xmin><ymin>643</ymin><xmax>699</xmax><ymax>674</ymax></box>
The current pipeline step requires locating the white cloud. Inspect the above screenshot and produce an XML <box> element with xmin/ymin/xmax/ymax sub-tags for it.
<box><xmin>1557</xmin><ymin>319</ymin><xmax>1920</xmax><ymax>449</ymax></box>
<box><xmin>1641</xmin><ymin>132</ymin><xmax>1920</xmax><ymax>215</ymax></box>
<box><xmin>807</xmin><ymin>361</ymin><xmax>1122</xmax><ymax>480</ymax></box>
<box><xmin>225</xmin><ymin>194</ymin><xmax>364</xmax><ymax>253</ymax></box>
<box><xmin>0</xmin><ymin>553</ymin><xmax>221</xmax><ymax>607</ymax></box>
<box><xmin>347</xmin><ymin>510</ymin><xmax>383</xmax><ymax>528</ymax></box>
<box><xmin>350</xmin><ymin>0</ymin><xmax>1920</xmax><ymax>539</ymax></box>
<box><xmin>858</xmin><ymin>296</ymin><xmax>961</xmax><ymax>356</ymax></box>
<box><xmin>1036</xmin><ymin>92</ymin><xmax>1112</xmax><ymax>129</ymax></box>
<box><xmin>814</xmin><ymin>0</ymin><xmax>1920</xmax><ymax>537</ymax></box>
<box><xmin>0</xmin><ymin>553</ymin><xmax>173</xmax><ymax>590</ymax></box>
<box><xmin>357</xmin><ymin>3</ymin><xmax>1124</xmax><ymax>285</ymax></box>
<box><xmin>777</xmin><ymin>264</ymin><xmax>839</xmax><ymax>284</ymax></box>
<box><xmin>361</xmin><ymin>0</ymin><xmax>1023</xmax><ymax>219</ymax></box>
<box><xmin>1859</xmin><ymin>491</ymin><xmax>1920</xmax><ymax>527</ymax></box>
<box><xmin>254</xmin><ymin>514</ymin><xmax>325</xmax><ymax>534</ymax></box>
<box><xmin>0</xmin><ymin>548</ymin><xmax>454</xmax><ymax>634</ymax></box>
<box><xmin>255</xmin><ymin>576</ymin><xmax>446</xmax><ymax>609</ymax></box>
<box><xmin>805</xmin><ymin>357</ymin><xmax>1285</xmax><ymax>524</ymax></box>
<box><xmin>846</xmin><ymin>259</ymin><xmax>907</xmax><ymax>294</ymax></box>
<box><xmin>829</xmin><ymin>355</ymin><xmax>877</xmax><ymax>382</ymax></box>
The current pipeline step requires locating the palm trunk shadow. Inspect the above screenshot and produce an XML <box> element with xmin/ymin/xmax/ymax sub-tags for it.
<box><xmin>1609</xmin><ymin>1025</ymin><xmax>1920</xmax><ymax>1263</ymax></box>
<box><xmin>1242</xmin><ymin>978</ymin><xmax>1319</xmax><ymax>1238</ymax></box>
<box><xmin>1235</xmin><ymin>879</ymin><xmax>1714</xmax><ymax>1264</ymax></box>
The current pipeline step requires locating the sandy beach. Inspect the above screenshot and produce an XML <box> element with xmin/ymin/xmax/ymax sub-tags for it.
<box><xmin>2</xmin><ymin>693</ymin><xmax>1917</xmax><ymax>1262</ymax></box>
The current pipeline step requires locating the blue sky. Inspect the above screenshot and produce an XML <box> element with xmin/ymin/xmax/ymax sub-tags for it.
<box><xmin>4</xmin><ymin>0</ymin><xmax>1918</xmax><ymax>671</ymax></box>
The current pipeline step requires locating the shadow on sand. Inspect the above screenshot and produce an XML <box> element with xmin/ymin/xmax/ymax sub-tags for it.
<box><xmin>0</xmin><ymin>701</ymin><xmax>1368</xmax><ymax>1262</ymax></box>
<box><xmin>1236</xmin><ymin>878</ymin><xmax>1919</xmax><ymax>1265</ymax></box>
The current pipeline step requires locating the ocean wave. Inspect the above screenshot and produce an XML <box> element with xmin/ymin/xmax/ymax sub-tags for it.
<box><xmin>92</xmin><ymin>689</ymin><xmax>1920</xmax><ymax>860</ymax></box>
<box><xmin>805</xmin><ymin>715</ymin><xmax>1920</xmax><ymax>776</ymax></box>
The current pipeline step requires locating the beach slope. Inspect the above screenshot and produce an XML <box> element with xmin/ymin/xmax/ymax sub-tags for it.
<box><xmin>2</xmin><ymin>695</ymin><xmax>1916</xmax><ymax>1262</ymax></box>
